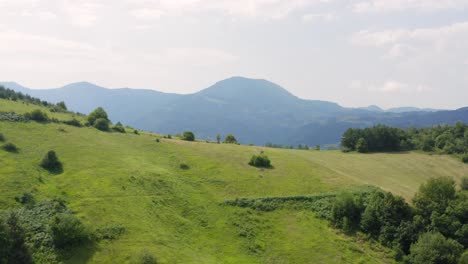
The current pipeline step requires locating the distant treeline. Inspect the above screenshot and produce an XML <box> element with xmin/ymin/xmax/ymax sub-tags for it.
<box><xmin>341</xmin><ymin>123</ymin><xmax>468</xmax><ymax>160</ymax></box>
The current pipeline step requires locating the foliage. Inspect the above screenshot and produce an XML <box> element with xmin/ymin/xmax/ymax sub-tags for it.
<box><xmin>87</xmin><ymin>107</ymin><xmax>109</xmax><ymax>126</ymax></box>
<box><xmin>134</xmin><ymin>130</ymin><xmax>139</xmax><ymax>135</ymax></box>
<box><xmin>40</xmin><ymin>150</ymin><xmax>62</xmax><ymax>172</ymax></box>
<box><xmin>179</xmin><ymin>163</ymin><xmax>190</xmax><ymax>170</ymax></box>
<box><xmin>94</xmin><ymin>224</ymin><xmax>126</xmax><ymax>240</ymax></box>
<box><xmin>331</xmin><ymin>192</ymin><xmax>363</xmax><ymax>232</ymax></box>
<box><xmin>413</xmin><ymin>177</ymin><xmax>456</xmax><ymax>218</ymax></box>
<box><xmin>94</xmin><ymin>118</ymin><xmax>110</xmax><ymax>131</ymax></box>
<box><xmin>0</xmin><ymin>133</ymin><xmax>4</xmax><ymax>142</ymax></box>
<box><xmin>24</xmin><ymin>109</ymin><xmax>49</xmax><ymax>122</ymax></box>
<box><xmin>461</xmin><ymin>176</ymin><xmax>468</xmax><ymax>191</ymax></box>
<box><xmin>408</xmin><ymin>232</ymin><xmax>463</xmax><ymax>264</ymax></box>
<box><xmin>224</xmin><ymin>134</ymin><xmax>238</xmax><ymax>144</ymax></box>
<box><xmin>248</xmin><ymin>154</ymin><xmax>272</xmax><ymax>168</ymax></box>
<box><xmin>2</xmin><ymin>142</ymin><xmax>18</xmax><ymax>152</ymax></box>
<box><xmin>50</xmin><ymin>213</ymin><xmax>88</xmax><ymax>249</ymax></box>
<box><xmin>135</xmin><ymin>251</ymin><xmax>158</xmax><ymax>264</ymax></box>
<box><xmin>112</xmin><ymin>122</ymin><xmax>126</xmax><ymax>133</ymax></box>
<box><xmin>182</xmin><ymin>131</ymin><xmax>195</xmax><ymax>141</ymax></box>
<box><xmin>62</xmin><ymin>118</ymin><xmax>82</xmax><ymax>127</ymax></box>
<box><xmin>216</xmin><ymin>134</ymin><xmax>221</xmax><ymax>144</ymax></box>
<box><xmin>0</xmin><ymin>112</ymin><xmax>29</xmax><ymax>122</ymax></box>
<box><xmin>341</xmin><ymin>122</ymin><xmax>468</xmax><ymax>155</ymax></box>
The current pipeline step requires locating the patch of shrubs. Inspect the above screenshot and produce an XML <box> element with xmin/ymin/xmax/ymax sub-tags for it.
<box><xmin>62</xmin><ymin>118</ymin><xmax>82</xmax><ymax>127</ymax></box>
<box><xmin>223</xmin><ymin>134</ymin><xmax>238</xmax><ymax>144</ymax></box>
<box><xmin>40</xmin><ymin>150</ymin><xmax>62</xmax><ymax>173</ymax></box>
<box><xmin>136</xmin><ymin>251</ymin><xmax>158</xmax><ymax>264</ymax></box>
<box><xmin>94</xmin><ymin>118</ymin><xmax>110</xmax><ymax>131</ymax></box>
<box><xmin>248</xmin><ymin>154</ymin><xmax>272</xmax><ymax>168</ymax></box>
<box><xmin>2</xmin><ymin>142</ymin><xmax>18</xmax><ymax>152</ymax></box>
<box><xmin>112</xmin><ymin>122</ymin><xmax>126</xmax><ymax>133</ymax></box>
<box><xmin>24</xmin><ymin>109</ymin><xmax>49</xmax><ymax>122</ymax></box>
<box><xmin>462</xmin><ymin>153</ymin><xmax>468</xmax><ymax>163</ymax></box>
<box><xmin>179</xmin><ymin>163</ymin><xmax>190</xmax><ymax>170</ymax></box>
<box><xmin>94</xmin><ymin>224</ymin><xmax>126</xmax><ymax>240</ymax></box>
<box><xmin>182</xmin><ymin>131</ymin><xmax>195</xmax><ymax>141</ymax></box>
<box><xmin>0</xmin><ymin>133</ymin><xmax>4</xmax><ymax>142</ymax></box>
<box><xmin>0</xmin><ymin>112</ymin><xmax>28</xmax><ymax>122</ymax></box>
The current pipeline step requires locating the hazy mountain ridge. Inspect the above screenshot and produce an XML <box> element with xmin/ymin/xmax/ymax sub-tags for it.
<box><xmin>1</xmin><ymin>77</ymin><xmax>466</xmax><ymax>146</ymax></box>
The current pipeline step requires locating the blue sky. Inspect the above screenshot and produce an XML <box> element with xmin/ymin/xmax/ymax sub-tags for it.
<box><xmin>1</xmin><ymin>0</ymin><xmax>467</xmax><ymax>109</ymax></box>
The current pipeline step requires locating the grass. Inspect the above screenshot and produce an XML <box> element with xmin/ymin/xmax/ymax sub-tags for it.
<box><xmin>1</xmin><ymin>98</ymin><xmax>467</xmax><ymax>263</ymax></box>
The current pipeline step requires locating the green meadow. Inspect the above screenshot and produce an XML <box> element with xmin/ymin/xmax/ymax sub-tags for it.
<box><xmin>1</xmin><ymin>99</ymin><xmax>467</xmax><ymax>263</ymax></box>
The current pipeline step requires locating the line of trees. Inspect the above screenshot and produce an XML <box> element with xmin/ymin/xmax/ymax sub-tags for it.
<box><xmin>341</xmin><ymin>123</ymin><xmax>468</xmax><ymax>161</ymax></box>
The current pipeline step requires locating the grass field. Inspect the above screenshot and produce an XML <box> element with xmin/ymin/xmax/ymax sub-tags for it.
<box><xmin>1</xmin><ymin>99</ymin><xmax>467</xmax><ymax>263</ymax></box>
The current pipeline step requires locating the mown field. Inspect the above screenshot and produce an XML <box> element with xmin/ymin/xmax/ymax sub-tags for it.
<box><xmin>1</xmin><ymin>100</ymin><xmax>467</xmax><ymax>263</ymax></box>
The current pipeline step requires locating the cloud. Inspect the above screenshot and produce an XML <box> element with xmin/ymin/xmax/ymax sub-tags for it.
<box><xmin>144</xmin><ymin>47</ymin><xmax>238</xmax><ymax>67</ymax></box>
<box><xmin>367</xmin><ymin>81</ymin><xmax>429</xmax><ymax>93</ymax></box>
<box><xmin>127</xmin><ymin>0</ymin><xmax>331</xmax><ymax>20</ymax></box>
<box><xmin>353</xmin><ymin>0</ymin><xmax>468</xmax><ymax>13</ymax></box>
<box><xmin>302</xmin><ymin>12</ymin><xmax>336</xmax><ymax>23</ymax></box>
<box><xmin>131</xmin><ymin>8</ymin><xmax>164</xmax><ymax>20</ymax></box>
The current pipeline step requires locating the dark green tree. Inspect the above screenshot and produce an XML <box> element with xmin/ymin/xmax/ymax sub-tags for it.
<box><xmin>182</xmin><ymin>131</ymin><xmax>195</xmax><ymax>141</ymax></box>
<box><xmin>356</xmin><ymin>138</ymin><xmax>369</xmax><ymax>153</ymax></box>
<box><xmin>50</xmin><ymin>213</ymin><xmax>88</xmax><ymax>249</ymax></box>
<box><xmin>40</xmin><ymin>150</ymin><xmax>63</xmax><ymax>172</ymax></box>
<box><xmin>413</xmin><ymin>177</ymin><xmax>456</xmax><ymax>219</ymax></box>
<box><xmin>408</xmin><ymin>232</ymin><xmax>463</xmax><ymax>264</ymax></box>
<box><xmin>87</xmin><ymin>107</ymin><xmax>109</xmax><ymax>126</ymax></box>
<box><xmin>223</xmin><ymin>134</ymin><xmax>238</xmax><ymax>144</ymax></box>
<box><xmin>94</xmin><ymin>118</ymin><xmax>110</xmax><ymax>131</ymax></box>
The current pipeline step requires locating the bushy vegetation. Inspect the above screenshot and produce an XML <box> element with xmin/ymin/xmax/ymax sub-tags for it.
<box><xmin>2</xmin><ymin>142</ymin><xmax>18</xmax><ymax>152</ymax></box>
<box><xmin>0</xmin><ymin>85</ymin><xmax>51</xmax><ymax>107</ymax></box>
<box><xmin>0</xmin><ymin>133</ymin><xmax>4</xmax><ymax>142</ymax></box>
<box><xmin>40</xmin><ymin>150</ymin><xmax>62</xmax><ymax>172</ymax></box>
<box><xmin>182</xmin><ymin>131</ymin><xmax>195</xmax><ymax>141</ymax></box>
<box><xmin>341</xmin><ymin>123</ymin><xmax>468</xmax><ymax>157</ymax></box>
<box><xmin>94</xmin><ymin>118</ymin><xmax>110</xmax><ymax>131</ymax></box>
<box><xmin>223</xmin><ymin>134</ymin><xmax>238</xmax><ymax>144</ymax></box>
<box><xmin>24</xmin><ymin>109</ymin><xmax>49</xmax><ymax>122</ymax></box>
<box><xmin>112</xmin><ymin>122</ymin><xmax>126</xmax><ymax>133</ymax></box>
<box><xmin>226</xmin><ymin>177</ymin><xmax>468</xmax><ymax>264</ymax></box>
<box><xmin>87</xmin><ymin>107</ymin><xmax>111</xmax><ymax>131</ymax></box>
<box><xmin>0</xmin><ymin>199</ymin><xmax>90</xmax><ymax>263</ymax></box>
<box><xmin>248</xmin><ymin>153</ymin><xmax>272</xmax><ymax>168</ymax></box>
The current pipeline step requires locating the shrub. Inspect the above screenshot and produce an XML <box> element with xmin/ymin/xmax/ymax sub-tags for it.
<box><xmin>182</xmin><ymin>131</ymin><xmax>195</xmax><ymax>141</ymax></box>
<box><xmin>155</xmin><ymin>138</ymin><xmax>160</xmax><ymax>143</ymax></box>
<box><xmin>134</xmin><ymin>129</ymin><xmax>139</xmax><ymax>135</ymax></box>
<box><xmin>136</xmin><ymin>251</ymin><xmax>158</xmax><ymax>264</ymax></box>
<box><xmin>14</xmin><ymin>192</ymin><xmax>35</xmax><ymax>206</ymax></box>
<box><xmin>87</xmin><ymin>107</ymin><xmax>109</xmax><ymax>126</ymax></box>
<box><xmin>112</xmin><ymin>122</ymin><xmax>126</xmax><ymax>133</ymax></box>
<box><xmin>40</xmin><ymin>151</ymin><xmax>62</xmax><ymax>172</ymax></box>
<box><xmin>0</xmin><ymin>133</ymin><xmax>4</xmax><ymax>142</ymax></box>
<box><xmin>62</xmin><ymin>118</ymin><xmax>82</xmax><ymax>127</ymax></box>
<box><xmin>94</xmin><ymin>118</ymin><xmax>110</xmax><ymax>131</ymax></box>
<box><xmin>356</xmin><ymin>138</ymin><xmax>369</xmax><ymax>153</ymax></box>
<box><xmin>248</xmin><ymin>154</ymin><xmax>272</xmax><ymax>168</ymax></box>
<box><xmin>224</xmin><ymin>134</ymin><xmax>238</xmax><ymax>144</ymax></box>
<box><xmin>331</xmin><ymin>192</ymin><xmax>362</xmax><ymax>232</ymax></box>
<box><xmin>2</xmin><ymin>142</ymin><xmax>18</xmax><ymax>152</ymax></box>
<box><xmin>408</xmin><ymin>232</ymin><xmax>463</xmax><ymax>264</ymax></box>
<box><xmin>50</xmin><ymin>213</ymin><xmax>88</xmax><ymax>249</ymax></box>
<box><xmin>94</xmin><ymin>224</ymin><xmax>126</xmax><ymax>240</ymax></box>
<box><xmin>459</xmin><ymin>251</ymin><xmax>468</xmax><ymax>264</ymax></box>
<box><xmin>25</xmin><ymin>109</ymin><xmax>49</xmax><ymax>122</ymax></box>
<box><xmin>179</xmin><ymin>163</ymin><xmax>190</xmax><ymax>170</ymax></box>
<box><xmin>461</xmin><ymin>176</ymin><xmax>468</xmax><ymax>191</ymax></box>
<box><xmin>462</xmin><ymin>154</ymin><xmax>468</xmax><ymax>164</ymax></box>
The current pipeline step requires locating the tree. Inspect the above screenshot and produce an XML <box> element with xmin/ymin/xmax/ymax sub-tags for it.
<box><xmin>408</xmin><ymin>232</ymin><xmax>463</xmax><ymax>264</ymax></box>
<box><xmin>413</xmin><ymin>177</ymin><xmax>456</xmax><ymax>218</ymax></box>
<box><xmin>356</xmin><ymin>138</ymin><xmax>369</xmax><ymax>153</ymax></box>
<box><xmin>112</xmin><ymin>122</ymin><xmax>125</xmax><ymax>133</ymax></box>
<box><xmin>2</xmin><ymin>143</ymin><xmax>18</xmax><ymax>152</ymax></box>
<box><xmin>40</xmin><ymin>150</ymin><xmax>62</xmax><ymax>172</ymax></box>
<box><xmin>57</xmin><ymin>101</ymin><xmax>67</xmax><ymax>111</ymax></box>
<box><xmin>331</xmin><ymin>192</ymin><xmax>362</xmax><ymax>232</ymax></box>
<box><xmin>0</xmin><ymin>133</ymin><xmax>5</xmax><ymax>142</ymax></box>
<box><xmin>223</xmin><ymin>134</ymin><xmax>238</xmax><ymax>144</ymax></box>
<box><xmin>94</xmin><ymin>118</ymin><xmax>110</xmax><ymax>131</ymax></box>
<box><xmin>216</xmin><ymin>134</ymin><xmax>221</xmax><ymax>144</ymax></box>
<box><xmin>182</xmin><ymin>131</ymin><xmax>195</xmax><ymax>141</ymax></box>
<box><xmin>87</xmin><ymin>107</ymin><xmax>109</xmax><ymax>126</ymax></box>
<box><xmin>50</xmin><ymin>213</ymin><xmax>88</xmax><ymax>249</ymax></box>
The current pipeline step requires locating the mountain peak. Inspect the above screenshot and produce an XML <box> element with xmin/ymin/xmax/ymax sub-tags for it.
<box><xmin>60</xmin><ymin>82</ymin><xmax>106</xmax><ymax>91</ymax></box>
<box><xmin>198</xmin><ymin>76</ymin><xmax>297</xmax><ymax>104</ymax></box>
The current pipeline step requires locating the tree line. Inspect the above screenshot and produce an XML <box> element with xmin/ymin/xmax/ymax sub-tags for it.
<box><xmin>341</xmin><ymin>123</ymin><xmax>468</xmax><ymax>162</ymax></box>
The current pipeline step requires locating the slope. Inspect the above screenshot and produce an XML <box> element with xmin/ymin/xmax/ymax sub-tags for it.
<box><xmin>1</xmin><ymin>99</ymin><xmax>467</xmax><ymax>263</ymax></box>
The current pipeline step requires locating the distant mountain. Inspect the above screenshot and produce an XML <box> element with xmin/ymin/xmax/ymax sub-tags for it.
<box><xmin>1</xmin><ymin>77</ymin><xmax>466</xmax><ymax>146</ymax></box>
<box><xmin>386</xmin><ymin>107</ymin><xmax>440</xmax><ymax>113</ymax></box>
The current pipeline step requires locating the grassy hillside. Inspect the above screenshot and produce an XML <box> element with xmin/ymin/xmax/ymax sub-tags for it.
<box><xmin>1</xmin><ymin>99</ymin><xmax>467</xmax><ymax>263</ymax></box>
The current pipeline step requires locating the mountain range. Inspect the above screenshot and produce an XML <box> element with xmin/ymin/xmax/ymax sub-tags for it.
<box><xmin>1</xmin><ymin>77</ymin><xmax>467</xmax><ymax>146</ymax></box>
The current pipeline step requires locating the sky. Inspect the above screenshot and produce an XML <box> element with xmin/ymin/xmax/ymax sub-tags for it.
<box><xmin>0</xmin><ymin>0</ymin><xmax>467</xmax><ymax>109</ymax></box>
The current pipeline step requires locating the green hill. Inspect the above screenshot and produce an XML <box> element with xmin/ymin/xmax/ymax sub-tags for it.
<box><xmin>1</xmin><ymin>98</ymin><xmax>467</xmax><ymax>263</ymax></box>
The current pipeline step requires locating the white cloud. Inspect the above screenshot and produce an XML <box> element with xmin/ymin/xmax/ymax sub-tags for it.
<box><xmin>131</xmin><ymin>8</ymin><xmax>164</xmax><ymax>20</ymax></box>
<box><xmin>353</xmin><ymin>0</ymin><xmax>468</xmax><ymax>13</ymax></box>
<box><xmin>367</xmin><ymin>80</ymin><xmax>429</xmax><ymax>93</ymax></box>
<box><xmin>144</xmin><ymin>47</ymin><xmax>238</xmax><ymax>67</ymax></box>
<box><xmin>302</xmin><ymin>12</ymin><xmax>336</xmax><ymax>23</ymax></box>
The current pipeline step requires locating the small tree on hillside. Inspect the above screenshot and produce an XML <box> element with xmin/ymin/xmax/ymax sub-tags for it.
<box><xmin>40</xmin><ymin>151</ymin><xmax>62</xmax><ymax>172</ymax></box>
<box><xmin>223</xmin><ymin>134</ymin><xmax>238</xmax><ymax>144</ymax></box>
<box><xmin>57</xmin><ymin>101</ymin><xmax>67</xmax><ymax>111</ymax></box>
<box><xmin>25</xmin><ymin>109</ymin><xmax>49</xmax><ymax>122</ymax></box>
<box><xmin>408</xmin><ymin>232</ymin><xmax>463</xmax><ymax>264</ymax></box>
<box><xmin>87</xmin><ymin>107</ymin><xmax>109</xmax><ymax>126</ymax></box>
<box><xmin>182</xmin><ymin>131</ymin><xmax>195</xmax><ymax>141</ymax></box>
<box><xmin>248</xmin><ymin>154</ymin><xmax>272</xmax><ymax>168</ymax></box>
<box><xmin>94</xmin><ymin>118</ymin><xmax>110</xmax><ymax>131</ymax></box>
<box><xmin>0</xmin><ymin>133</ymin><xmax>5</xmax><ymax>142</ymax></box>
<box><xmin>356</xmin><ymin>138</ymin><xmax>369</xmax><ymax>153</ymax></box>
<box><xmin>216</xmin><ymin>134</ymin><xmax>221</xmax><ymax>144</ymax></box>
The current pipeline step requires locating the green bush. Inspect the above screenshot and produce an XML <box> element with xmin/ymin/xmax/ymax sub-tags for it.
<box><xmin>62</xmin><ymin>118</ymin><xmax>82</xmax><ymax>127</ymax></box>
<box><xmin>248</xmin><ymin>154</ymin><xmax>272</xmax><ymax>168</ymax></box>
<box><xmin>87</xmin><ymin>107</ymin><xmax>109</xmax><ymax>126</ymax></box>
<box><xmin>112</xmin><ymin>122</ymin><xmax>126</xmax><ymax>133</ymax></box>
<box><xmin>179</xmin><ymin>163</ymin><xmax>190</xmax><ymax>170</ymax></box>
<box><xmin>94</xmin><ymin>224</ymin><xmax>126</xmax><ymax>240</ymax></box>
<box><xmin>25</xmin><ymin>109</ymin><xmax>49</xmax><ymax>122</ymax></box>
<box><xmin>462</xmin><ymin>154</ymin><xmax>468</xmax><ymax>163</ymax></box>
<box><xmin>50</xmin><ymin>213</ymin><xmax>88</xmax><ymax>249</ymax></box>
<box><xmin>182</xmin><ymin>131</ymin><xmax>195</xmax><ymax>141</ymax></box>
<box><xmin>356</xmin><ymin>138</ymin><xmax>369</xmax><ymax>153</ymax></box>
<box><xmin>459</xmin><ymin>251</ymin><xmax>468</xmax><ymax>264</ymax></box>
<box><xmin>136</xmin><ymin>251</ymin><xmax>158</xmax><ymax>264</ymax></box>
<box><xmin>3</xmin><ymin>142</ymin><xmax>18</xmax><ymax>152</ymax></box>
<box><xmin>408</xmin><ymin>232</ymin><xmax>463</xmax><ymax>264</ymax></box>
<box><xmin>0</xmin><ymin>133</ymin><xmax>4</xmax><ymax>142</ymax></box>
<box><xmin>224</xmin><ymin>134</ymin><xmax>238</xmax><ymax>144</ymax></box>
<box><xmin>461</xmin><ymin>176</ymin><xmax>468</xmax><ymax>191</ymax></box>
<box><xmin>40</xmin><ymin>151</ymin><xmax>62</xmax><ymax>172</ymax></box>
<box><xmin>134</xmin><ymin>130</ymin><xmax>139</xmax><ymax>135</ymax></box>
<box><xmin>94</xmin><ymin>118</ymin><xmax>110</xmax><ymax>131</ymax></box>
